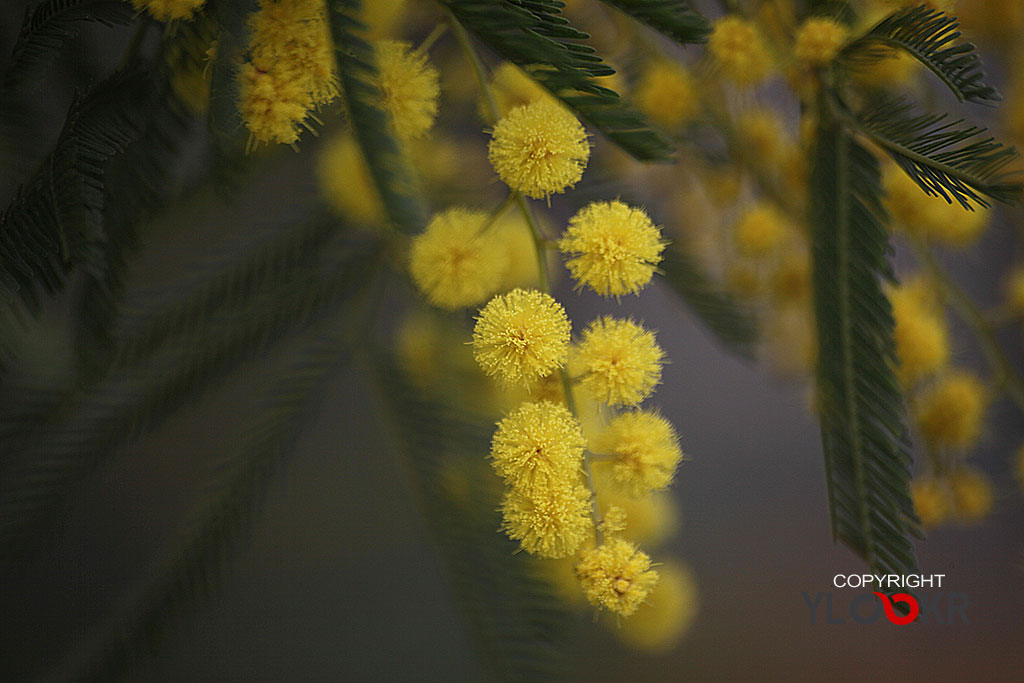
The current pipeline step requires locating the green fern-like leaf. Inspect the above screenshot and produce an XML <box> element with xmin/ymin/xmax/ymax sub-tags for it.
<box><xmin>659</xmin><ymin>248</ymin><xmax>758</xmax><ymax>360</ymax></box>
<box><xmin>330</xmin><ymin>0</ymin><xmax>427</xmax><ymax>234</ymax></box>
<box><xmin>0</xmin><ymin>68</ymin><xmax>146</xmax><ymax>317</ymax></box>
<box><xmin>372</xmin><ymin>352</ymin><xmax>570</xmax><ymax>682</ymax></box>
<box><xmin>841</xmin><ymin>5</ymin><xmax>1000</xmax><ymax>105</ymax></box>
<box><xmin>852</xmin><ymin>97</ymin><xmax>1022</xmax><ymax>208</ymax></box>
<box><xmin>597</xmin><ymin>0</ymin><xmax>711</xmax><ymax>44</ymax></box>
<box><xmin>65</xmin><ymin>328</ymin><xmax>362</xmax><ymax>683</ymax></box>
<box><xmin>443</xmin><ymin>0</ymin><xmax>675</xmax><ymax>162</ymax></box>
<box><xmin>0</xmin><ymin>239</ymin><xmax>382</xmax><ymax>555</ymax></box>
<box><xmin>75</xmin><ymin>67</ymin><xmax>197</xmax><ymax>379</ymax></box>
<box><xmin>810</xmin><ymin>114</ymin><xmax>921</xmax><ymax>577</ymax></box>
<box><xmin>0</xmin><ymin>0</ymin><xmax>135</xmax><ymax>92</ymax></box>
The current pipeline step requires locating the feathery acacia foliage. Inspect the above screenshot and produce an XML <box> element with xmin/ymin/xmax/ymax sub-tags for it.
<box><xmin>852</xmin><ymin>97</ymin><xmax>1022</xmax><ymax>208</ymax></box>
<box><xmin>68</xmin><ymin>328</ymin><xmax>366</xmax><ymax>683</ymax></box>
<box><xmin>596</xmin><ymin>0</ymin><xmax>711</xmax><ymax>45</ymax></box>
<box><xmin>330</xmin><ymin>0</ymin><xmax>426</xmax><ymax>234</ymax></box>
<box><xmin>810</xmin><ymin>116</ymin><xmax>921</xmax><ymax>576</ymax></box>
<box><xmin>842</xmin><ymin>5</ymin><xmax>1000</xmax><ymax>106</ymax></box>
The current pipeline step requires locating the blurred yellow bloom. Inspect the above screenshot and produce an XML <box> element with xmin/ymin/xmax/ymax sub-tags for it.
<box><xmin>793</xmin><ymin>17</ymin><xmax>848</xmax><ymax>65</ymax></box>
<box><xmin>890</xmin><ymin>279</ymin><xmax>950</xmax><ymax>387</ymax></box>
<box><xmin>615</xmin><ymin>562</ymin><xmax>698</xmax><ymax>651</ymax></box>
<box><xmin>949</xmin><ymin>466</ymin><xmax>994</xmax><ymax>523</ymax></box>
<box><xmin>634</xmin><ymin>60</ymin><xmax>699</xmax><ymax>130</ymax></box>
<box><xmin>734</xmin><ymin>203</ymin><xmax>787</xmax><ymax>257</ymax></box>
<box><xmin>375</xmin><ymin>40</ymin><xmax>440</xmax><ymax>141</ymax></box>
<box><xmin>409</xmin><ymin>208</ymin><xmax>507</xmax><ymax>310</ymax></box>
<box><xmin>132</xmin><ymin>0</ymin><xmax>205</xmax><ymax>22</ymax></box>
<box><xmin>591</xmin><ymin>411</ymin><xmax>683</xmax><ymax>497</ymax></box>
<box><xmin>914</xmin><ymin>370</ymin><xmax>988</xmax><ymax>450</ymax></box>
<box><xmin>708</xmin><ymin>16</ymin><xmax>773</xmax><ymax>86</ymax></box>
<box><xmin>316</xmin><ymin>134</ymin><xmax>384</xmax><ymax>224</ymax></box>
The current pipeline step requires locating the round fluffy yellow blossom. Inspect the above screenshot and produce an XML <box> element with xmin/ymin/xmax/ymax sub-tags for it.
<box><xmin>591</xmin><ymin>411</ymin><xmax>683</xmax><ymax>497</ymax></box>
<box><xmin>707</xmin><ymin>16</ymin><xmax>773</xmax><ymax>86</ymax></box>
<box><xmin>473</xmin><ymin>289</ymin><xmax>571</xmax><ymax>386</ymax></box>
<box><xmin>409</xmin><ymin>208</ymin><xmax>507</xmax><ymax>310</ymax></box>
<box><xmin>615</xmin><ymin>562</ymin><xmax>698</xmax><ymax>651</ymax></box>
<box><xmin>572</xmin><ymin>317</ymin><xmax>664</xmax><ymax>406</ymax></box>
<box><xmin>911</xmin><ymin>478</ymin><xmax>951</xmax><ymax>528</ymax></box>
<box><xmin>316</xmin><ymin>134</ymin><xmax>384</xmax><ymax>224</ymax></box>
<box><xmin>889</xmin><ymin>281</ymin><xmax>950</xmax><ymax>387</ymax></box>
<box><xmin>883</xmin><ymin>165</ymin><xmax>991</xmax><ymax>246</ymax></box>
<box><xmin>634</xmin><ymin>60</ymin><xmax>699</xmax><ymax>130</ymax></box>
<box><xmin>248</xmin><ymin>0</ymin><xmax>338</xmax><ymax>107</ymax></box>
<box><xmin>914</xmin><ymin>370</ymin><xmax>988</xmax><ymax>450</ymax></box>
<box><xmin>375</xmin><ymin>40</ymin><xmax>441</xmax><ymax>141</ymax></box>
<box><xmin>237</xmin><ymin>63</ymin><xmax>313</xmax><ymax>147</ymax></box>
<box><xmin>490</xmin><ymin>400</ymin><xmax>585</xmax><ymax>492</ymax></box>
<box><xmin>488</xmin><ymin>99</ymin><xmax>590</xmax><ymax>199</ymax></box>
<box><xmin>558</xmin><ymin>201</ymin><xmax>666</xmax><ymax>297</ymax></box>
<box><xmin>734</xmin><ymin>203</ymin><xmax>787</xmax><ymax>257</ymax></box>
<box><xmin>1004</xmin><ymin>266</ymin><xmax>1024</xmax><ymax>315</ymax></box>
<box><xmin>501</xmin><ymin>482</ymin><xmax>593</xmax><ymax>558</ymax></box>
<box><xmin>736</xmin><ymin>110</ymin><xmax>787</xmax><ymax>167</ymax></box>
<box><xmin>132</xmin><ymin>0</ymin><xmax>205</xmax><ymax>22</ymax></box>
<box><xmin>794</xmin><ymin>17</ymin><xmax>848</xmax><ymax>65</ymax></box>
<box><xmin>489</xmin><ymin>62</ymin><xmax>553</xmax><ymax>118</ymax></box>
<box><xmin>575</xmin><ymin>538</ymin><xmax>659</xmax><ymax>616</ymax></box>
<box><xmin>949</xmin><ymin>466</ymin><xmax>994</xmax><ymax>523</ymax></box>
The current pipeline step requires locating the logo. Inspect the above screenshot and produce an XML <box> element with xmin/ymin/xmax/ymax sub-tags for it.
<box><xmin>872</xmin><ymin>592</ymin><xmax>919</xmax><ymax>625</ymax></box>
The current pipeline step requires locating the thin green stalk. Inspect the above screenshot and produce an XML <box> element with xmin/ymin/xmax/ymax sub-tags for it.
<box><xmin>909</xmin><ymin>237</ymin><xmax>1024</xmax><ymax>413</ymax></box>
<box><xmin>446</xmin><ymin>7</ymin><xmax>604</xmax><ymax>542</ymax></box>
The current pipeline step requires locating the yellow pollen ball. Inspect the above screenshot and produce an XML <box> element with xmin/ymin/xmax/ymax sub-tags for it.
<box><xmin>591</xmin><ymin>411</ymin><xmax>683</xmax><ymax>497</ymax></box>
<box><xmin>489</xmin><ymin>400</ymin><xmax>586</xmax><ymax>493</ymax></box>
<box><xmin>559</xmin><ymin>200</ymin><xmax>666</xmax><ymax>297</ymax></box>
<box><xmin>914</xmin><ymin>370</ymin><xmax>988</xmax><ymax>450</ymax></box>
<box><xmin>237</xmin><ymin>63</ymin><xmax>312</xmax><ymax>147</ymax></box>
<box><xmin>890</xmin><ymin>281</ymin><xmax>950</xmax><ymax>387</ymax></box>
<box><xmin>374</xmin><ymin>40</ymin><xmax>441</xmax><ymax>141</ymax></box>
<box><xmin>707</xmin><ymin>16</ymin><xmax>773</xmax><ymax>86</ymax></box>
<box><xmin>634</xmin><ymin>61</ymin><xmax>700</xmax><ymax>130</ymax></box>
<box><xmin>949</xmin><ymin>467</ymin><xmax>995</xmax><ymax>523</ymax></box>
<box><xmin>910</xmin><ymin>478</ymin><xmax>951</xmax><ymax>528</ymax></box>
<box><xmin>572</xmin><ymin>317</ymin><xmax>665</xmax><ymax>406</ymax></box>
<box><xmin>734</xmin><ymin>203</ymin><xmax>787</xmax><ymax>257</ymax></box>
<box><xmin>488</xmin><ymin>99</ymin><xmax>590</xmax><ymax>199</ymax></box>
<box><xmin>575</xmin><ymin>538</ymin><xmax>659</xmax><ymax>616</ymax></box>
<box><xmin>614</xmin><ymin>562</ymin><xmax>699</xmax><ymax>652</ymax></box>
<box><xmin>794</xmin><ymin>17</ymin><xmax>848</xmax><ymax>65</ymax></box>
<box><xmin>1004</xmin><ymin>267</ymin><xmax>1024</xmax><ymax>315</ymax></box>
<box><xmin>501</xmin><ymin>482</ymin><xmax>593</xmax><ymax>559</ymax></box>
<box><xmin>472</xmin><ymin>289</ymin><xmax>571</xmax><ymax>387</ymax></box>
<box><xmin>409</xmin><ymin>208</ymin><xmax>507</xmax><ymax>310</ymax></box>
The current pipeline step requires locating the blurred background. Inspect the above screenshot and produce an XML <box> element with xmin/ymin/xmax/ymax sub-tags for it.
<box><xmin>1</xmin><ymin>1</ymin><xmax>1023</xmax><ymax>681</ymax></box>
